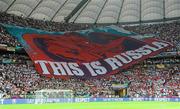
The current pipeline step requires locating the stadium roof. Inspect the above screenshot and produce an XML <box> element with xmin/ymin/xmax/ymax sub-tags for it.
<box><xmin>0</xmin><ymin>0</ymin><xmax>180</xmax><ymax>24</ymax></box>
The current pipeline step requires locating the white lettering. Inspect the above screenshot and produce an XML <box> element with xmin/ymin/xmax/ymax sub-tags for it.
<box><xmin>69</xmin><ymin>63</ymin><xmax>84</xmax><ymax>76</ymax></box>
<box><xmin>49</xmin><ymin>62</ymin><xmax>66</xmax><ymax>75</ymax></box>
<box><xmin>35</xmin><ymin>60</ymin><xmax>50</xmax><ymax>74</ymax></box>
<box><xmin>91</xmin><ymin>61</ymin><xmax>107</xmax><ymax>75</ymax></box>
<box><xmin>104</xmin><ymin>58</ymin><xmax>123</xmax><ymax>70</ymax></box>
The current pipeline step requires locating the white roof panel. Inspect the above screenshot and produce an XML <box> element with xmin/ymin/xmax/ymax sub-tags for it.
<box><xmin>7</xmin><ymin>0</ymin><xmax>40</xmax><ymax>17</ymax></box>
<box><xmin>0</xmin><ymin>0</ymin><xmax>14</xmax><ymax>12</ymax></box>
<box><xmin>0</xmin><ymin>0</ymin><xmax>179</xmax><ymax>23</ymax></box>
<box><xmin>119</xmin><ymin>0</ymin><xmax>140</xmax><ymax>22</ymax></box>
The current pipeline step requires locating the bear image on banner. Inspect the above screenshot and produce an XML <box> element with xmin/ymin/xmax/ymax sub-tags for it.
<box><xmin>32</xmin><ymin>32</ymin><xmax>146</xmax><ymax>63</ymax></box>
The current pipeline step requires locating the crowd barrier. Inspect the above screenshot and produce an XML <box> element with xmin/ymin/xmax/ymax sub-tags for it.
<box><xmin>0</xmin><ymin>98</ymin><xmax>180</xmax><ymax>104</ymax></box>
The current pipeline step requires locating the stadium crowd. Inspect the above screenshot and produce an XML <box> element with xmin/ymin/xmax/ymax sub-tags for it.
<box><xmin>0</xmin><ymin>26</ymin><xmax>20</xmax><ymax>47</ymax></box>
<box><xmin>124</xmin><ymin>22</ymin><xmax>180</xmax><ymax>52</ymax></box>
<box><xmin>0</xmin><ymin>13</ymin><xmax>179</xmax><ymax>98</ymax></box>
<box><xmin>0</xmin><ymin>54</ymin><xmax>179</xmax><ymax>98</ymax></box>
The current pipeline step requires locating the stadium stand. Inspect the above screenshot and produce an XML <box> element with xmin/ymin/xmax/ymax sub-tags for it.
<box><xmin>0</xmin><ymin>12</ymin><xmax>179</xmax><ymax>99</ymax></box>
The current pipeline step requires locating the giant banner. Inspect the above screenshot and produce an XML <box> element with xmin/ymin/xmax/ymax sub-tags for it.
<box><xmin>23</xmin><ymin>32</ymin><xmax>172</xmax><ymax>78</ymax></box>
<box><xmin>2</xmin><ymin>24</ymin><xmax>173</xmax><ymax>78</ymax></box>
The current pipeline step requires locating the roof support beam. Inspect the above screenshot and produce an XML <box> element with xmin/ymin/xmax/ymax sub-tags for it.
<box><xmin>64</xmin><ymin>0</ymin><xmax>88</xmax><ymax>23</ymax></box>
<box><xmin>51</xmin><ymin>0</ymin><xmax>68</xmax><ymax>21</ymax></box>
<box><xmin>117</xmin><ymin>0</ymin><xmax>124</xmax><ymax>24</ymax></box>
<box><xmin>95</xmin><ymin>0</ymin><xmax>108</xmax><ymax>24</ymax></box>
<box><xmin>5</xmin><ymin>0</ymin><xmax>16</xmax><ymax>12</ymax></box>
<box><xmin>163</xmin><ymin>0</ymin><xmax>166</xmax><ymax>20</ymax></box>
<box><xmin>27</xmin><ymin>0</ymin><xmax>43</xmax><ymax>17</ymax></box>
<box><xmin>139</xmin><ymin>0</ymin><xmax>142</xmax><ymax>32</ymax></box>
<box><xmin>73</xmin><ymin>0</ymin><xmax>91</xmax><ymax>23</ymax></box>
<box><xmin>140</xmin><ymin>0</ymin><xmax>142</xmax><ymax>23</ymax></box>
